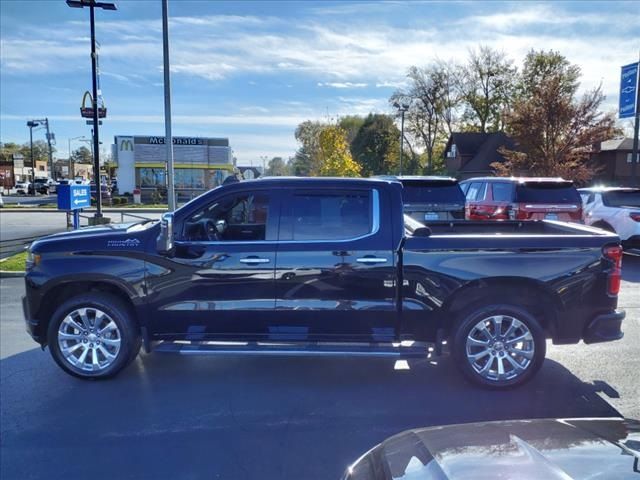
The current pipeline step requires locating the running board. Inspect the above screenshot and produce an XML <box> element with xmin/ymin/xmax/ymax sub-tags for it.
<box><xmin>153</xmin><ymin>340</ymin><xmax>432</xmax><ymax>358</ymax></box>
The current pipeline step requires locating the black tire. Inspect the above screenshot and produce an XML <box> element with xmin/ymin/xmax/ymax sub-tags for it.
<box><xmin>452</xmin><ymin>303</ymin><xmax>546</xmax><ymax>389</ymax></box>
<box><xmin>47</xmin><ymin>292</ymin><xmax>140</xmax><ymax>379</ymax></box>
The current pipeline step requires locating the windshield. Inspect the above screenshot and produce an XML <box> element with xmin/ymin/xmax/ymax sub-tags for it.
<box><xmin>401</xmin><ymin>181</ymin><xmax>465</xmax><ymax>204</ymax></box>
<box><xmin>515</xmin><ymin>182</ymin><xmax>581</xmax><ymax>203</ymax></box>
<box><xmin>602</xmin><ymin>189</ymin><xmax>640</xmax><ymax>207</ymax></box>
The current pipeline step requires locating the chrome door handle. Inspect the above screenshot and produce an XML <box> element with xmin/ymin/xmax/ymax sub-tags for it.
<box><xmin>356</xmin><ymin>257</ymin><xmax>388</xmax><ymax>264</ymax></box>
<box><xmin>240</xmin><ymin>257</ymin><xmax>270</xmax><ymax>264</ymax></box>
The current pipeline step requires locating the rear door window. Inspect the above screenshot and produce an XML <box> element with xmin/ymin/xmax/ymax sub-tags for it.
<box><xmin>515</xmin><ymin>182</ymin><xmax>581</xmax><ymax>204</ymax></box>
<box><xmin>491</xmin><ymin>182</ymin><xmax>513</xmax><ymax>202</ymax></box>
<box><xmin>281</xmin><ymin>189</ymin><xmax>373</xmax><ymax>241</ymax></box>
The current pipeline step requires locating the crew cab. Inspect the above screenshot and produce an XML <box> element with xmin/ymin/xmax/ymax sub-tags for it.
<box><xmin>579</xmin><ymin>187</ymin><xmax>640</xmax><ymax>253</ymax></box>
<box><xmin>23</xmin><ymin>178</ymin><xmax>625</xmax><ymax>388</ymax></box>
<box><xmin>460</xmin><ymin>177</ymin><xmax>583</xmax><ymax>222</ymax></box>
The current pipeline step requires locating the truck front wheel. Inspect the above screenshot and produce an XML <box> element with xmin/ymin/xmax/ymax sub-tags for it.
<box><xmin>452</xmin><ymin>304</ymin><xmax>546</xmax><ymax>389</ymax></box>
<box><xmin>47</xmin><ymin>293</ymin><xmax>140</xmax><ymax>379</ymax></box>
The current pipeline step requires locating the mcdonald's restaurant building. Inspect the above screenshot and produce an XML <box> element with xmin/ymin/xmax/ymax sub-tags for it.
<box><xmin>112</xmin><ymin>135</ymin><xmax>234</xmax><ymax>196</ymax></box>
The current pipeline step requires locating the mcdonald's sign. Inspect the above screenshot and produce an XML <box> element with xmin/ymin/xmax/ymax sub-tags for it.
<box><xmin>119</xmin><ymin>138</ymin><xmax>134</xmax><ymax>151</ymax></box>
<box><xmin>80</xmin><ymin>91</ymin><xmax>107</xmax><ymax>119</ymax></box>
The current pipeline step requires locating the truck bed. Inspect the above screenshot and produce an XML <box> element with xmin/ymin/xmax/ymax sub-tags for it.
<box><xmin>421</xmin><ymin>220</ymin><xmax>611</xmax><ymax>236</ymax></box>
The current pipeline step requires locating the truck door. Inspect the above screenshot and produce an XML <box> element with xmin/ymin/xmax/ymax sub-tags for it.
<box><xmin>273</xmin><ymin>187</ymin><xmax>397</xmax><ymax>342</ymax></box>
<box><xmin>147</xmin><ymin>188</ymin><xmax>279</xmax><ymax>337</ymax></box>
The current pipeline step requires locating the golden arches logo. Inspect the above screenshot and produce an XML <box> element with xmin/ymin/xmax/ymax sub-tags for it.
<box><xmin>120</xmin><ymin>139</ymin><xmax>133</xmax><ymax>151</ymax></box>
<box><xmin>80</xmin><ymin>90</ymin><xmax>107</xmax><ymax>118</ymax></box>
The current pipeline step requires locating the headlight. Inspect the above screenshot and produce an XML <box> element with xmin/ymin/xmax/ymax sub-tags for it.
<box><xmin>26</xmin><ymin>249</ymin><xmax>41</xmax><ymax>270</ymax></box>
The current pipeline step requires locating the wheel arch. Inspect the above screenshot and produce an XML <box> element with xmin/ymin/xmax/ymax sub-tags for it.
<box><xmin>35</xmin><ymin>277</ymin><xmax>140</xmax><ymax>344</ymax></box>
<box><xmin>591</xmin><ymin>220</ymin><xmax>616</xmax><ymax>233</ymax></box>
<box><xmin>440</xmin><ymin>277</ymin><xmax>562</xmax><ymax>338</ymax></box>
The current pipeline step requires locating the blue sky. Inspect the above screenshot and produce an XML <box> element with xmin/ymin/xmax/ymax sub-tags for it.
<box><xmin>1</xmin><ymin>0</ymin><xmax>638</xmax><ymax>165</ymax></box>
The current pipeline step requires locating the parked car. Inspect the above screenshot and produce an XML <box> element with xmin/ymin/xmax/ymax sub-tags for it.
<box><xmin>580</xmin><ymin>187</ymin><xmax>640</xmax><ymax>253</ymax></box>
<box><xmin>376</xmin><ymin>175</ymin><xmax>465</xmax><ymax>221</ymax></box>
<box><xmin>29</xmin><ymin>177</ymin><xmax>57</xmax><ymax>195</ymax></box>
<box><xmin>342</xmin><ymin>417</ymin><xmax>640</xmax><ymax>480</ymax></box>
<box><xmin>14</xmin><ymin>181</ymin><xmax>30</xmax><ymax>195</ymax></box>
<box><xmin>460</xmin><ymin>177</ymin><xmax>583</xmax><ymax>222</ymax></box>
<box><xmin>89</xmin><ymin>182</ymin><xmax>112</xmax><ymax>206</ymax></box>
<box><xmin>23</xmin><ymin>178</ymin><xmax>624</xmax><ymax>387</ymax></box>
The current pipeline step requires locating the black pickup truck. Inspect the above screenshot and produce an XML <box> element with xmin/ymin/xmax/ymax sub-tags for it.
<box><xmin>23</xmin><ymin>178</ymin><xmax>625</xmax><ymax>388</ymax></box>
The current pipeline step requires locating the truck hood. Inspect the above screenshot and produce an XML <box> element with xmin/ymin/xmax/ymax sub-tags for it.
<box><xmin>30</xmin><ymin>221</ymin><xmax>157</xmax><ymax>252</ymax></box>
<box><xmin>344</xmin><ymin>418</ymin><xmax>640</xmax><ymax>480</ymax></box>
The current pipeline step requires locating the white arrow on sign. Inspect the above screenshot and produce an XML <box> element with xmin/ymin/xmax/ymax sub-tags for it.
<box><xmin>74</xmin><ymin>199</ymin><xmax>87</xmax><ymax>205</ymax></box>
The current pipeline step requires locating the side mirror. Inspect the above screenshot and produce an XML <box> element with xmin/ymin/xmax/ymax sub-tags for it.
<box><xmin>157</xmin><ymin>212</ymin><xmax>175</xmax><ymax>254</ymax></box>
<box><xmin>413</xmin><ymin>226</ymin><xmax>432</xmax><ymax>237</ymax></box>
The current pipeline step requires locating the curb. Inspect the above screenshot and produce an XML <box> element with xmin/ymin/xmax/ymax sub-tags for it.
<box><xmin>0</xmin><ymin>270</ymin><xmax>26</xmax><ymax>278</ymax></box>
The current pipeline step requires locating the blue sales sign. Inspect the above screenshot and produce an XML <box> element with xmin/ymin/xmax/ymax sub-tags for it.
<box><xmin>57</xmin><ymin>184</ymin><xmax>91</xmax><ymax>210</ymax></box>
<box><xmin>619</xmin><ymin>62</ymin><xmax>639</xmax><ymax>119</ymax></box>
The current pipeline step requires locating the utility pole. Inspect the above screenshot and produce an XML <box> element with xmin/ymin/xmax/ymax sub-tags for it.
<box><xmin>29</xmin><ymin>124</ymin><xmax>35</xmax><ymax>193</ymax></box>
<box><xmin>44</xmin><ymin>118</ymin><xmax>54</xmax><ymax>179</ymax></box>
<box><xmin>162</xmin><ymin>0</ymin><xmax>176</xmax><ymax>211</ymax></box>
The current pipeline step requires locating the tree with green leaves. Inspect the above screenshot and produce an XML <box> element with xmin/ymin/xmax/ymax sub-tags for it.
<box><xmin>350</xmin><ymin>113</ymin><xmax>400</xmax><ymax>176</ymax></box>
<box><xmin>338</xmin><ymin>115</ymin><xmax>366</xmax><ymax>145</ymax></box>
<box><xmin>318</xmin><ymin>126</ymin><xmax>361</xmax><ymax>177</ymax></box>
<box><xmin>391</xmin><ymin>64</ymin><xmax>449</xmax><ymax>174</ymax></box>
<box><xmin>265</xmin><ymin>156</ymin><xmax>288</xmax><ymax>176</ymax></box>
<box><xmin>456</xmin><ymin>46</ymin><xmax>516</xmax><ymax>133</ymax></box>
<box><xmin>294</xmin><ymin>120</ymin><xmax>325</xmax><ymax>175</ymax></box>
<box><xmin>289</xmin><ymin>147</ymin><xmax>313</xmax><ymax>176</ymax></box>
<box><xmin>71</xmin><ymin>146</ymin><xmax>92</xmax><ymax>164</ymax></box>
<box><xmin>494</xmin><ymin>50</ymin><xmax>618</xmax><ymax>183</ymax></box>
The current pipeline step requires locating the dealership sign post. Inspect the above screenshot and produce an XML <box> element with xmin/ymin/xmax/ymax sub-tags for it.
<box><xmin>57</xmin><ymin>184</ymin><xmax>91</xmax><ymax>229</ymax></box>
<box><xmin>620</xmin><ymin>61</ymin><xmax>640</xmax><ymax>186</ymax></box>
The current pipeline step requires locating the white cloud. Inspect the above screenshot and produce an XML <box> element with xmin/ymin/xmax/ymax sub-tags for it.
<box><xmin>317</xmin><ymin>82</ymin><xmax>368</xmax><ymax>88</ymax></box>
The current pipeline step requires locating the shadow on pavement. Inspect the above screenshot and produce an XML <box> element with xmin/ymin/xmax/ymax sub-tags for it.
<box><xmin>0</xmin><ymin>347</ymin><xmax>623</xmax><ymax>480</ymax></box>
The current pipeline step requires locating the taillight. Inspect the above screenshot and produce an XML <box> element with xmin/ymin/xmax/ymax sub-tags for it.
<box><xmin>603</xmin><ymin>245</ymin><xmax>623</xmax><ymax>296</ymax></box>
<box><xmin>630</xmin><ymin>212</ymin><xmax>640</xmax><ymax>222</ymax></box>
<box><xmin>573</xmin><ymin>206</ymin><xmax>584</xmax><ymax>222</ymax></box>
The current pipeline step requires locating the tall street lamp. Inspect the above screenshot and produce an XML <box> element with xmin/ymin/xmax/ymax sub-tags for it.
<box><xmin>393</xmin><ymin>101</ymin><xmax>410</xmax><ymax>175</ymax></box>
<box><xmin>68</xmin><ymin>136</ymin><xmax>86</xmax><ymax>180</ymax></box>
<box><xmin>67</xmin><ymin>0</ymin><xmax>117</xmax><ymax>220</ymax></box>
<box><xmin>26</xmin><ymin>120</ymin><xmax>41</xmax><ymax>195</ymax></box>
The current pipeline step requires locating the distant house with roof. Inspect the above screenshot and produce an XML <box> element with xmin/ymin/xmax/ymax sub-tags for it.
<box><xmin>443</xmin><ymin>132</ymin><xmax>514</xmax><ymax>180</ymax></box>
<box><xmin>590</xmin><ymin>138</ymin><xmax>639</xmax><ymax>186</ymax></box>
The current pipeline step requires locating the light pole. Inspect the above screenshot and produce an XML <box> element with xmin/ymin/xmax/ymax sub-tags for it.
<box><xmin>393</xmin><ymin>101</ymin><xmax>410</xmax><ymax>175</ymax></box>
<box><xmin>26</xmin><ymin>121</ymin><xmax>39</xmax><ymax>194</ymax></box>
<box><xmin>68</xmin><ymin>136</ymin><xmax>86</xmax><ymax>180</ymax></box>
<box><xmin>162</xmin><ymin>0</ymin><xmax>176</xmax><ymax>211</ymax></box>
<box><xmin>260</xmin><ymin>155</ymin><xmax>268</xmax><ymax>176</ymax></box>
<box><xmin>67</xmin><ymin>0</ymin><xmax>117</xmax><ymax>220</ymax></box>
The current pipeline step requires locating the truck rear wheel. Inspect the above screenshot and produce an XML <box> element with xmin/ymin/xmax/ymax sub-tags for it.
<box><xmin>47</xmin><ymin>293</ymin><xmax>140</xmax><ymax>379</ymax></box>
<box><xmin>452</xmin><ymin>304</ymin><xmax>546</xmax><ymax>389</ymax></box>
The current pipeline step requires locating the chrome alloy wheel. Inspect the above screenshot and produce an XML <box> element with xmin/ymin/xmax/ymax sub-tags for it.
<box><xmin>465</xmin><ymin>315</ymin><xmax>535</xmax><ymax>382</ymax></box>
<box><xmin>57</xmin><ymin>307</ymin><xmax>121</xmax><ymax>372</ymax></box>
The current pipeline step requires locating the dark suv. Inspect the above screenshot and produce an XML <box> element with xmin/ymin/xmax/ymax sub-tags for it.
<box><xmin>378</xmin><ymin>176</ymin><xmax>466</xmax><ymax>222</ymax></box>
<box><xmin>460</xmin><ymin>177</ymin><xmax>583</xmax><ymax>222</ymax></box>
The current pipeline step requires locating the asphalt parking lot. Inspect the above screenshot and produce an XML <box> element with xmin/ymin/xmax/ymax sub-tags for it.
<box><xmin>1</xmin><ymin>255</ymin><xmax>639</xmax><ymax>480</ymax></box>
